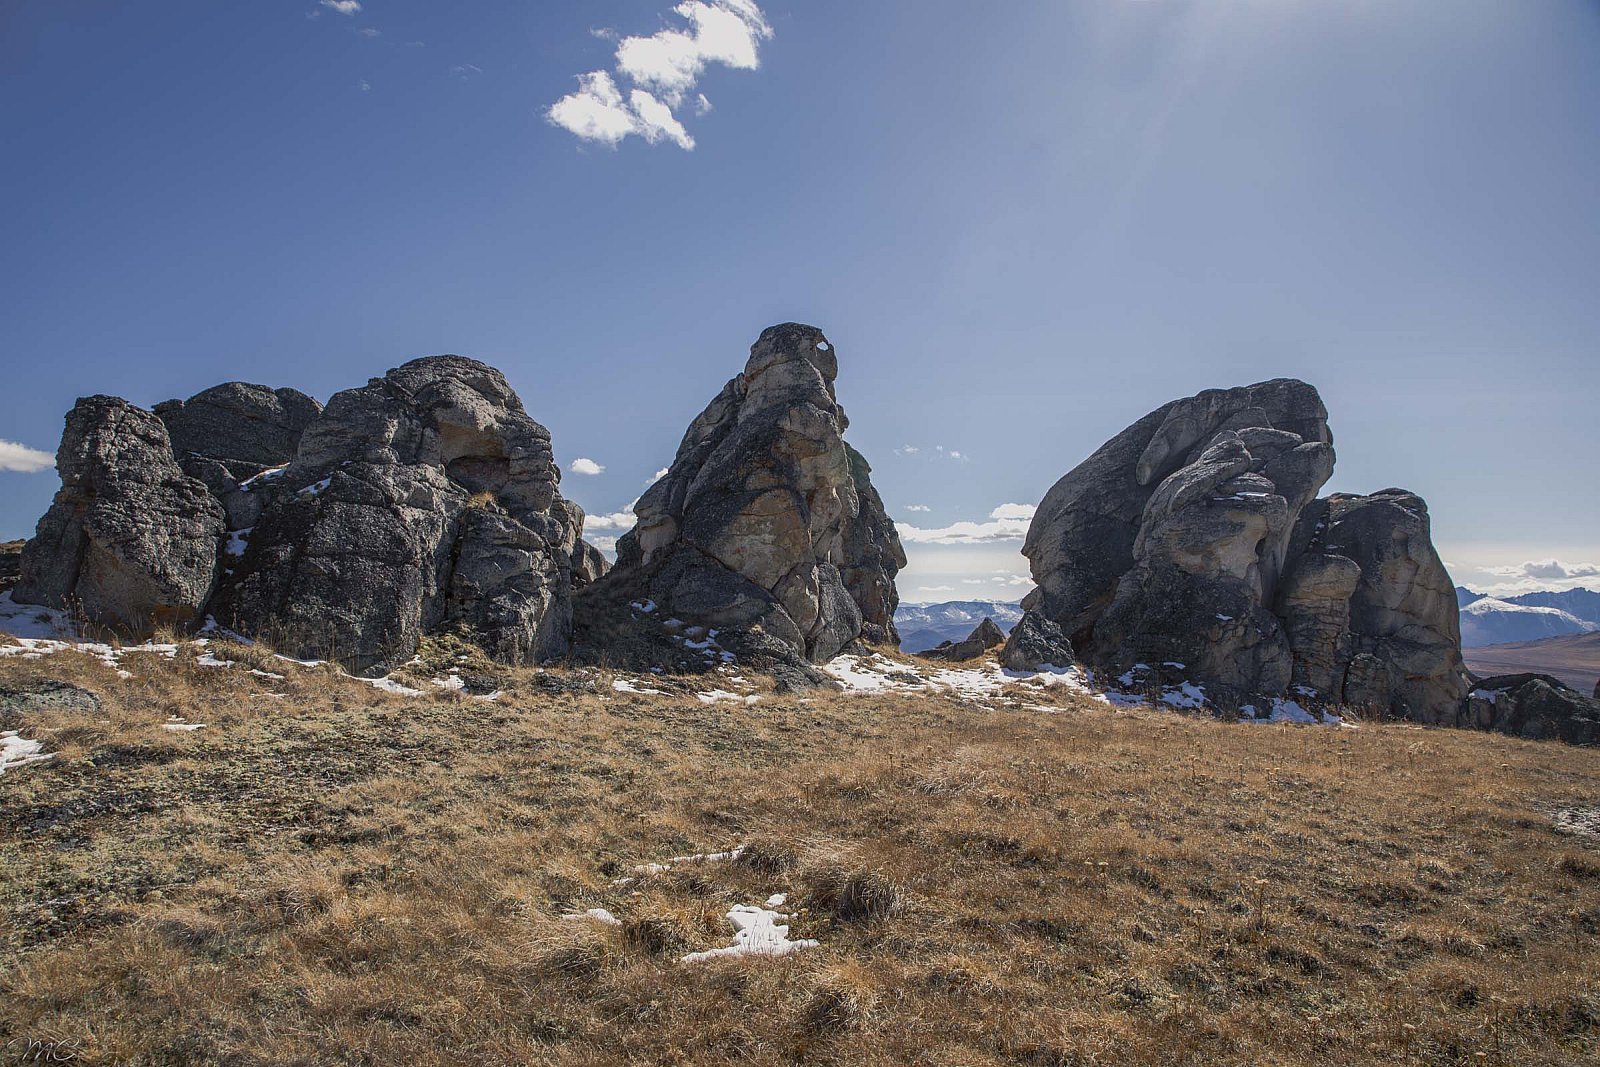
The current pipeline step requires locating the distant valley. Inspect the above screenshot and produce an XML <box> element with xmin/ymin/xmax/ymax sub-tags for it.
<box><xmin>895</xmin><ymin>600</ymin><xmax>1023</xmax><ymax>653</ymax></box>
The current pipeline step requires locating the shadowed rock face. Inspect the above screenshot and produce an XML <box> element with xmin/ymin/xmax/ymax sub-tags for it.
<box><xmin>587</xmin><ymin>324</ymin><xmax>905</xmax><ymax>669</ymax></box>
<box><xmin>18</xmin><ymin>358</ymin><xmax>582</xmax><ymax>675</ymax></box>
<box><xmin>1016</xmin><ymin>379</ymin><xmax>1468</xmax><ymax>721</ymax></box>
<box><xmin>15</xmin><ymin>396</ymin><xmax>225</xmax><ymax>634</ymax></box>
<box><xmin>213</xmin><ymin>356</ymin><xmax>580</xmax><ymax>674</ymax></box>
<box><xmin>155</xmin><ymin>382</ymin><xmax>323</xmax><ymax>531</ymax></box>
<box><xmin>1465</xmin><ymin>673</ymin><xmax>1600</xmax><ymax>745</ymax></box>
<box><xmin>156</xmin><ymin>382</ymin><xmax>321</xmax><ymax>475</ymax></box>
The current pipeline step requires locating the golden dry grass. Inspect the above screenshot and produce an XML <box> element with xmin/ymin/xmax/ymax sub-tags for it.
<box><xmin>1</xmin><ymin>644</ymin><xmax>1597</xmax><ymax>1066</ymax></box>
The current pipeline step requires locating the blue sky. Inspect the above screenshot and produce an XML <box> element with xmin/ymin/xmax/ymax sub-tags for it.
<box><xmin>2</xmin><ymin>0</ymin><xmax>1596</xmax><ymax>602</ymax></box>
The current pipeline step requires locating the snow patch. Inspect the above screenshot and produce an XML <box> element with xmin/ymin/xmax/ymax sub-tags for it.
<box><xmin>0</xmin><ymin>731</ymin><xmax>53</xmax><ymax>775</ymax></box>
<box><xmin>680</xmin><ymin>903</ymin><xmax>818</xmax><ymax>964</ymax></box>
<box><xmin>562</xmin><ymin>907</ymin><xmax>622</xmax><ymax>927</ymax></box>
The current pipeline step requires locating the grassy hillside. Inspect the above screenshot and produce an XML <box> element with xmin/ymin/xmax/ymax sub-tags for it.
<box><xmin>2</xmin><ymin>642</ymin><xmax>1598</xmax><ymax>1066</ymax></box>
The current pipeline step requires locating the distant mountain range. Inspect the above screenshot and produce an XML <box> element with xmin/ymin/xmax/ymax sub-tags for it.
<box><xmin>896</xmin><ymin>600</ymin><xmax>1023</xmax><ymax>653</ymax></box>
<box><xmin>1463</xmin><ymin>631</ymin><xmax>1600</xmax><ymax>693</ymax></box>
<box><xmin>1455</xmin><ymin>586</ymin><xmax>1600</xmax><ymax>647</ymax></box>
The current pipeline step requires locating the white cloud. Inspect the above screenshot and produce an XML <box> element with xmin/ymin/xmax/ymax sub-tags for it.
<box><xmin>962</xmin><ymin>578</ymin><xmax>984</xmax><ymax>585</ymax></box>
<box><xmin>321</xmin><ymin>0</ymin><xmax>361</xmax><ymax>14</ymax></box>
<box><xmin>904</xmin><ymin>504</ymin><xmax>931</xmax><ymax>513</ymax></box>
<box><xmin>359</xmin><ymin>79</ymin><xmax>371</xmax><ymax>92</ymax></box>
<box><xmin>569</xmin><ymin>457</ymin><xmax>606</xmax><ymax>476</ymax></box>
<box><xmin>1484</xmin><ymin>559</ymin><xmax>1600</xmax><ymax>581</ymax></box>
<box><xmin>893</xmin><ymin>445</ymin><xmax>920</xmax><ymax>456</ymax></box>
<box><xmin>629</xmin><ymin>89</ymin><xmax>694</xmax><ymax>149</ymax></box>
<box><xmin>451</xmin><ymin>64</ymin><xmax>483</xmax><ymax>81</ymax></box>
<box><xmin>895</xmin><ymin>503</ymin><xmax>1038</xmax><ymax>545</ymax></box>
<box><xmin>548</xmin><ymin>71</ymin><xmax>638</xmax><ymax>146</ymax></box>
<box><xmin>547</xmin><ymin>1</ymin><xmax>772</xmax><ymax>150</ymax></box>
<box><xmin>359</xmin><ymin>27</ymin><xmax>380</xmax><ymax>38</ymax></box>
<box><xmin>647</xmin><ymin>467</ymin><xmax>671</xmax><ymax>486</ymax></box>
<box><xmin>916</xmin><ymin>586</ymin><xmax>956</xmax><ymax>594</ymax></box>
<box><xmin>0</xmin><ymin>439</ymin><xmax>54</xmax><ymax>473</ymax></box>
<box><xmin>585</xmin><ymin>496</ymin><xmax>642</xmax><ymax>531</ymax></box>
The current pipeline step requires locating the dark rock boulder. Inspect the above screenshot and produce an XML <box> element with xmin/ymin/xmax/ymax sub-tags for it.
<box><xmin>921</xmin><ymin>617</ymin><xmax>1006</xmax><ymax>662</ymax></box>
<box><xmin>1465</xmin><ymin>674</ymin><xmax>1600</xmax><ymax>745</ymax></box>
<box><xmin>579</xmin><ymin>324</ymin><xmax>904</xmax><ymax>671</ymax></box>
<box><xmin>1020</xmin><ymin>379</ymin><xmax>1468</xmax><ymax>721</ymax></box>
<box><xmin>15</xmin><ymin>396</ymin><xmax>225</xmax><ymax>634</ymax></box>
<box><xmin>1022</xmin><ymin>379</ymin><xmax>1330</xmax><ymax>645</ymax></box>
<box><xmin>155</xmin><ymin>382</ymin><xmax>321</xmax><ymax>476</ymax></box>
<box><xmin>0</xmin><ymin>540</ymin><xmax>22</xmax><ymax>592</ymax></box>
<box><xmin>211</xmin><ymin>356</ymin><xmax>579</xmax><ymax>673</ymax></box>
<box><xmin>571</xmin><ymin>539</ymin><xmax>611</xmax><ymax>589</ymax></box>
<box><xmin>999</xmin><ymin>610</ymin><xmax>1076</xmax><ymax>671</ymax></box>
<box><xmin>1285</xmin><ymin>490</ymin><xmax>1467</xmax><ymax>723</ymax></box>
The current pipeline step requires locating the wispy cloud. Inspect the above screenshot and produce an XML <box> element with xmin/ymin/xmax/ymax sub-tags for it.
<box><xmin>359</xmin><ymin>79</ymin><xmax>372</xmax><ymax>92</ymax></box>
<box><xmin>451</xmin><ymin>64</ymin><xmax>483</xmax><ymax>81</ymax></box>
<box><xmin>896</xmin><ymin>504</ymin><xmax>1036</xmax><ymax>545</ymax></box>
<box><xmin>894</xmin><ymin>443</ymin><xmax>970</xmax><ymax>462</ymax></box>
<box><xmin>569</xmin><ymin>457</ymin><xmax>606</xmax><ymax>476</ymax></box>
<box><xmin>321</xmin><ymin>0</ymin><xmax>362</xmax><ymax>14</ymax></box>
<box><xmin>1484</xmin><ymin>558</ymin><xmax>1600</xmax><ymax>581</ymax></box>
<box><xmin>359</xmin><ymin>27</ymin><xmax>381</xmax><ymax>38</ymax></box>
<box><xmin>904</xmin><ymin>504</ymin><xmax>931</xmax><ymax>513</ymax></box>
<box><xmin>547</xmin><ymin>1</ymin><xmax>772</xmax><ymax>151</ymax></box>
<box><xmin>0</xmin><ymin>439</ymin><xmax>55</xmax><ymax>473</ymax></box>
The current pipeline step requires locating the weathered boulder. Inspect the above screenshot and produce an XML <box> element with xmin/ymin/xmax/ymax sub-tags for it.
<box><xmin>1285</xmin><ymin>490</ymin><xmax>1468</xmax><ymax>722</ymax></box>
<box><xmin>154</xmin><ymin>382</ymin><xmax>322</xmax><ymax>531</ymax></box>
<box><xmin>1022</xmin><ymin>379</ymin><xmax>1330</xmax><ymax>645</ymax></box>
<box><xmin>999</xmin><ymin>611</ymin><xmax>1075</xmax><ymax>671</ymax></box>
<box><xmin>212</xmin><ymin>356</ymin><xmax>580</xmax><ymax>673</ymax></box>
<box><xmin>15</xmin><ymin>397</ymin><xmax>225</xmax><ymax>634</ymax></box>
<box><xmin>921</xmin><ymin>617</ymin><xmax>1006</xmax><ymax>662</ymax></box>
<box><xmin>0</xmin><ymin>540</ymin><xmax>21</xmax><ymax>592</ymax></box>
<box><xmin>580</xmin><ymin>324</ymin><xmax>905</xmax><ymax>670</ymax></box>
<box><xmin>1020</xmin><ymin>379</ymin><xmax>1468</xmax><ymax>721</ymax></box>
<box><xmin>155</xmin><ymin>382</ymin><xmax>321</xmax><ymax>475</ymax></box>
<box><xmin>571</xmin><ymin>539</ymin><xmax>611</xmax><ymax>589</ymax></box>
<box><xmin>1465</xmin><ymin>674</ymin><xmax>1600</xmax><ymax>745</ymax></box>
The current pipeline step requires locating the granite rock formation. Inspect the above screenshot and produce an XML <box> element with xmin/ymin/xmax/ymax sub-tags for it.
<box><xmin>213</xmin><ymin>356</ymin><xmax>580</xmax><ymax>673</ymax></box>
<box><xmin>579</xmin><ymin>324</ymin><xmax>905</xmax><ymax>671</ymax></box>
<box><xmin>1017</xmin><ymin>379</ymin><xmax>1468</xmax><ymax>721</ymax></box>
<box><xmin>15</xmin><ymin>397</ymin><xmax>227</xmax><ymax>634</ymax></box>
<box><xmin>16</xmin><ymin>359</ymin><xmax>582</xmax><ymax>674</ymax></box>
<box><xmin>998</xmin><ymin>611</ymin><xmax>1075</xmax><ymax>672</ymax></box>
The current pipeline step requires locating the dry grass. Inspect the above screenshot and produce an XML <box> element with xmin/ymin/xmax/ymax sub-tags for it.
<box><xmin>1</xmin><ymin>646</ymin><xmax>1597</xmax><ymax>1066</ymax></box>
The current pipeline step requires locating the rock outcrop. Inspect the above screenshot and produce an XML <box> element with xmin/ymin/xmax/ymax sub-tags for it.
<box><xmin>998</xmin><ymin>611</ymin><xmax>1075</xmax><ymax>672</ymax></box>
<box><xmin>15</xmin><ymin>397</ymin><xmax>226</xmax><ymax>634</ymax></box>
<box><xmin>213</xmin><ymin>356</ymin><xmax>580</xmax><ymax>673</ymax></box>
<box><xmin>921</xmin><ymin>617</ymin><xmax>1006</xmax><ymax>662</ymax></box>
<box><xmin>156</xmin><ymin>382</ymin><xmax>321</xmax><ymax>474</ymax></box>
<box><xmin>1018</xmin><ymin>379</ymin><xmax>1468</xmax><ymax>720</ymax></box>
<box><xmin>579</xmin><ymin>324</ymin><xmax>905</xmax><ymax>671</ymax></box>
<box><xmin>17</xmin><ymin>359</ymin><xmax>582</xmax><ymax>674</ymax></box>
<box><xmin>1465</xmin><ymin>674</ymin><xmax>1600</xmax><ymax>745</ymax></box>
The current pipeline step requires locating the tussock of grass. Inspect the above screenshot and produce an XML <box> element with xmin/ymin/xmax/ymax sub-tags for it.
<box><xmin>1</xmin><ymin>646</ymin><xmax>1597</xmax><ymax>1065</ymax></box>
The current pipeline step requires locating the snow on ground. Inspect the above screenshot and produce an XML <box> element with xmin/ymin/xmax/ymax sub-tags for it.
<box><xmin>680</xmin><ymin>902</ymin><xmax>819</xmax><ymax>964</ymax></box>
<box><xmin>1</xmin><ymin>731</ymin><xmax>53</xmax><ymax>775</ymax></box>
<box><xmin>824</xmin><ymin>652</ymin><xmax>1345</xmax><ymax>727</ymax></box>
<box><xmin>823</xmin><ymin>652</ymin><xmax>1099</xmax><ymax>702</ymax></box>
<box><xmin>698</xmin><ymin>689</ymin><xmax>759</xmax><ymax>705</ymax></box>
<box><xmin>0</xmin><ymin>591</ymin><xmax>76</xmax><ymax>641</ymax></box>
<box><xmin>612</xmin><ymin>677</ymin><xmax>664</xmax><ymax>695</ymax></box>
<box><xmin>562</xmin><ymin>907</ymin><xmax>622</xmax><ymax>927</ymax></box>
